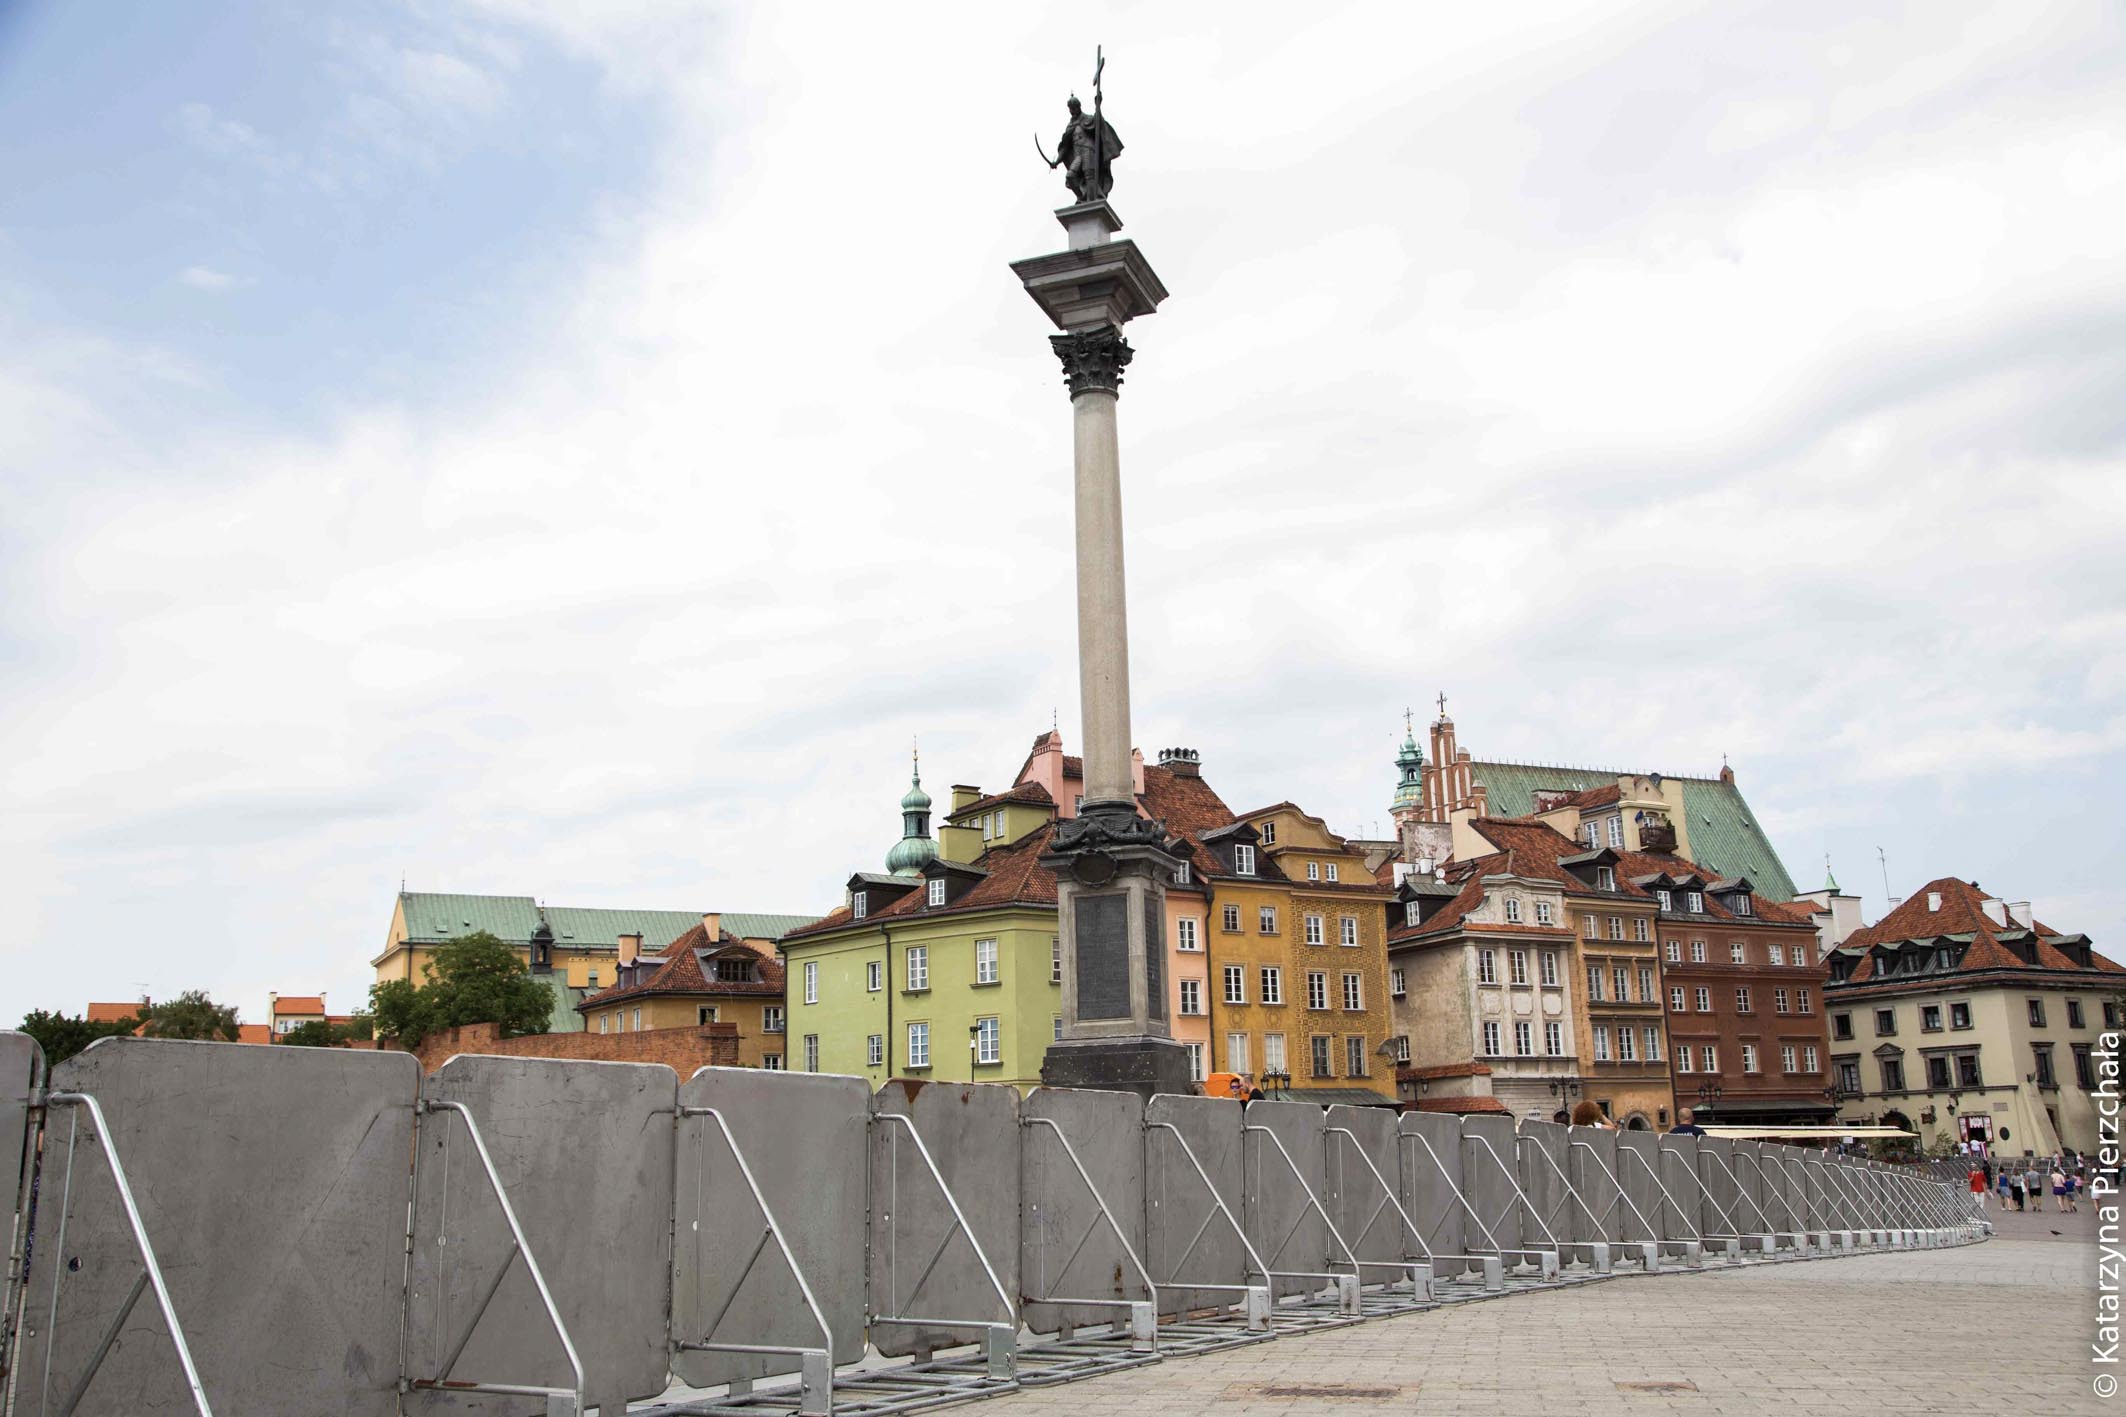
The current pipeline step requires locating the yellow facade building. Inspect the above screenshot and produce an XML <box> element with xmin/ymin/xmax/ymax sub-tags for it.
<box><xmin>578</xmin><ymin>919</ymin><xmax>793</xmax><ymax>1069</ymax></box>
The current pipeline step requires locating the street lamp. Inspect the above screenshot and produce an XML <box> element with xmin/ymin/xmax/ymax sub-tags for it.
<box><xmin>1260</xmin><ymin>1068</ymin><xmax>1292</xmax><ymax>1100</ymax></box>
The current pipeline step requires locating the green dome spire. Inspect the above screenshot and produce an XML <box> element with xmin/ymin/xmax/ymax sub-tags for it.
<box><xmin>1391</xmin><ymin>708</ymin><xmax>1426</xmax><ymax>813</ymax></box>
<box><xmin>887</xmin><ymin>742</ymin><xmax>937</xmax><ymax>875</ymax></box>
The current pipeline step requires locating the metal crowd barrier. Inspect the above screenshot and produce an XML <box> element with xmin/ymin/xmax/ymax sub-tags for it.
<box><xmin>0</xmin><ymin>1033</ymin><xmax>1986</xmax><ymax>1416</ymax></box>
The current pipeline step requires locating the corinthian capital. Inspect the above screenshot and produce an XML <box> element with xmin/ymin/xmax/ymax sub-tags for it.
<box><xmin>1049</xmin><ymin>326</ymin><xmax>1134</xmax><ymax>398</ymax></box>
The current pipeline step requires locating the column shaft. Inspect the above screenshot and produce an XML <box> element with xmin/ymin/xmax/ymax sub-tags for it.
<box><xmin>1071</xmin><ymin>388</ymin><xmax>1133</xmax><ymax>807</ymax></box>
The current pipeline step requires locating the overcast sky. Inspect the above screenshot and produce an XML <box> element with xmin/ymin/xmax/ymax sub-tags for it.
<box><xmin>4</xmin><ymin>3</ymin><xmax>2122</xmax><ymax>1021</ymax></box>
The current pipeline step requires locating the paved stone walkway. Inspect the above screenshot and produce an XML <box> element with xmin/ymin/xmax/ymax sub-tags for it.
<box><xmin>980</xmin><ymin>1234</ymin><xmax>2106</xmax><ymax>1415</ymax></box>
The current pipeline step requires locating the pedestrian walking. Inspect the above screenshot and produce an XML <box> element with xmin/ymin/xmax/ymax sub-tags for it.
<box><xmin>2066</xmin><ymin>1168</ymin><xmax>2080</xmax><ymax>1213</ymax></box>
<box><xmin>1996</xmin><ymin>1168</ymin><xmax>2011</xmax><ymax>1208</ymax></box>
<box><xmin>2051</xmin><ymin>1164</ymin><xmax>2068</xmax><ymax>1212</ymax></box>
<box><xmin>2010</xmin><ymin>1170</ymin><xmax>2025</xmax><ymax>1211</ymax></box>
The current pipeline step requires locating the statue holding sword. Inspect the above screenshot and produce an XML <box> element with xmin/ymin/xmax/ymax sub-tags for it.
<box><xmin>1035</xmin><ymin>47</ymin><xmax>1123</xmax><ymax>205</ymax></box>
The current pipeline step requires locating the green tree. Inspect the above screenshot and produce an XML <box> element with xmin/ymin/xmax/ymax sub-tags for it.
<box><xmin>138</xmin><ymin>990</ymin><xmax>239</xmax><ymax>1042</ymax></box>
<box><xmin>18</xmin><ymin>1009</ymin><xmax>140</xmax><ymax>1066</ymax></box>
<box><xmin>278</xmin><ymin>1019</ymin><xmax>345</xmax><ymax>1048</ymax></box>
<box><xmin>367</xmin><ymin>932</ymin><xmax>551</xmax><ymax>1046</ymax></box>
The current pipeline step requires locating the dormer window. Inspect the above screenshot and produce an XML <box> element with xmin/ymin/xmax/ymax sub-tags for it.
<box><xmin>853</xmin><ymin>892</ymin><xmax>869</xmax><ymax>920</ymax></box>
<box><xmin>1584</xmin><ymin>823</ymin><xmax>1598</xmax><ymax>847</ymax></box>
<box><xmin>1686</xmin><ymin>891</ymin><xmax>1704</xmax><ymax>913</ymax></box>
<box><xmin>1656</xmin><ymin>889</ymin><xmax>1673</xmax><ymax>911</ymax></box>
<box><xmin>1404</xmin><ymin>901</ymin><xmax>1420</xmax><ymax>927</ymax></box>
<box><xmin>1307</xmin><ymin>861</ymin><xmax>1320</xmax><ymax>881</ymax></box>
<box><xmin>1733</xmin><ymin>895</ymin><xmax>1752</xmax><ymax>916</ymax></box>
<box><xmin>1606</xmin><ymin>817</ymin><xmax>1623</xmax><ymax>848</ymax></box>
<box><xmin>1327</xmin><ymin>863</ymin><xmax>1339</xmax><ymax>882</ymax></box>
<box><xmin>1505</xmin><ymin>898</ymin><xmax>1523</xmax><ymax>923</ymax></box>
<box><xmin>1173</xmin><ymin>861</ymin><xmax>1191</xmax><ymax>886</ymax></box>
<box><xmin>1235</xmin><ymin>844</ymin><xmax>1257</xmax><ymax>876</ymax></box>
<box><xmin>1260</xmin><ymin>822</ymin><xmax>1277</xmax><ymax>845</ymax></box>
<box><xmin>1596</xmin><ymin>866</ymin><xmax>1616</xmax><ymax>891</ymax></box>
<box><xmin>926</xmin><ymin>879</ymin><xmax>946</xmax><ymax>907</ymax></box>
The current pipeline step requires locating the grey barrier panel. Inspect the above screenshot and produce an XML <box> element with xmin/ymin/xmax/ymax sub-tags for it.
<box><xmin>672</xmin><ymin>1067</ymin><xmax>870</xmax><ymax>1387</ymax></box>
<box><xmin>1776</xmin><ymin>1146</ymin><xmax>1813</xmax><ymax>1230</ymax></box>
<box><xmin>1324</xmin><ymin>1104</ymin><xmax>1412</xmax><ymax>1276</ymax></box>
<box><xmin>18</xmin><ymin>1038</ymin><xmax>418</xmax><ymax>1416</ymax></box>
<box><xmin>1657</xmin><ymin>1134</ymin><xmax>1702</xmax><ymax>1240</ymax></box>
<box><xmin>1695</xmin><ymin>1136</ymin><xmax>1738</xmax><ymax>1237</ymax></box>
<box><xmin>1459</xmin><ymin>1114</ymin><xmax>1522</xmax><ymax>1258</ymax></box>
<box><xmin>1145</xmin><ymin>1093</ymin><xmax>1249</xmax><ymax>1316</ymax></box>
<box><xmin>1020</xmin><ymin>1086</ymin><xmax>1148</xmax><ymax>1335</ymax></box>
<box><xmin>1802</xmin><ymin>1149</ymin><xmax>1833</xmax><ymax>1229</ymax></box>
<box><xmin>1616</xmin><ymin>1129</ymin><xmax>1664</xmax><ymax>1247</ymax></box>
<box><xmin>408</xmin><ymin>1055</ymin><xmax>674</xmax><ymax>1413</ymax></box>
<box><xmin>1517</xmin><ymin>1121</ymin><xmax>1572</xmax><ymax>1253</ymax></box>
<box><xmin>1568</xmin><ymin>1125</ymin><xmax>1626</xmax><ymax>1247</ymax></box>
<box><xmin>871</xmin><ymin>1080</ymin><xmax>1021</xmax><ymax>1357</ymax></box>
<box><xmin>1730</xmin><ymin>1140</ymin><xmax>1769</xmax><ymax>1232</ymax></box>
<box><xmin>2</xmin><ymin>1030</ymin><xmax>43</xmax><ymax>1389</ymax></box>
<box><xmin>1241</xmin><ymin>1098</ymin><xmax>1333</xmax><ymax>1298</ymax></box>
<box><xmin>1396</xmin><ymin>1111</ymin><xmax>1470</xmax><ymax>1274</ymax></box>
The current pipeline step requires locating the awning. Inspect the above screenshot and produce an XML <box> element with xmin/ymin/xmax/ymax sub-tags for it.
<box><xmin>1703</xmin><ymin>1124</ymin><xmax>1916</xmax><ymax>1140</ymax></box>
<box><xmin>1694</xmin><ymin>1097</ymin><xmax>1837</xmax><ymax>1117</ymax></box>
<box><xmin>1283</xmin><ymin>1087</ymin><xmax>1400</xmax><ymax>1107</ymax></box>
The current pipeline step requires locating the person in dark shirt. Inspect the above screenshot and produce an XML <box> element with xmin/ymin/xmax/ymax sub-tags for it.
<box><xmin>1668</xmin><ymin>1106</ymin><xmax>1707</xmax><ymax>1137</ymax></box>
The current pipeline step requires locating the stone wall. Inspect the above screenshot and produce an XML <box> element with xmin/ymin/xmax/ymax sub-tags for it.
<box><xmin>405</xmin><ymin>1019</ymin><xmax>739</xmax><ymax>1075</ymax></box>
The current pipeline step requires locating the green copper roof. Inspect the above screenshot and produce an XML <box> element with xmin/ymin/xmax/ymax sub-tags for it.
<box><xmin>398</xmin><ymin>893</ymin><xmax>543</xmax><ymax>945</ymax></box>
<box><xmin>721</xmin><ymin>913</ymin><xmax>822</xmax><ymax>941</ymax></box>
<box><xmin>1465</xmin><ymin>762</ymin><xmax>1799</xmax><ymax>901</ymax></box>
<box><xmin>398</xmin><ymin>893</ymin><xmax>799</xmax><ymax>952</ymax></box>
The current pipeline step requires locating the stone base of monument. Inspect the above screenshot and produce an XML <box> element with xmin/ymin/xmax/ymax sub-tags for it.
<box><xmin>1040</xmin><ymin>1035</ymin><xmax>1192</xmax><ymax>1098</ymax></box>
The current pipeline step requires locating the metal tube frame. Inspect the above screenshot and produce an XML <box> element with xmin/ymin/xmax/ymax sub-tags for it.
<box><xmin>1801</xmin><ymin>1156</ymin><xmax>1862</xmax><ymax>1233</ymax></box>
<box><xmin>1731</xmin><ymin>1150</ymin><xmax>1804</xmax><ymax>1242</ymax></box>
<box><xmin>1324</xmin><ymin>1124</ymin><xmax>1436</xmax><ymax>1274</ymax></box>
<box><xmin>1240</xmin><ymin>1121</ymin><xmax>1365</xmax><ymax>1299</ymax></box>
<box><xmin>3</xmin><ymin>1037</ymin><xmax>46</xmax><ymax>1402</ymax></box>
<box><xmin>1466</xmin><ymin>1135</ymin><xmax>1562</xmax><ymax>1255</ymax></box>
<box><xmin>671</xmin><ymin>1104</ymin><xmax>838</xmax><ymax>1414</ymax></box>
<box><xmin>1141</xmin><ymin>1120</ymin><xmax>1277</xmax><ymax>1309</ymax></box>
<box><xmin>1018</xmin><ymin>1115</ymin><xmax>1159</xmax><ymax>1344</ymax></box>
<box><xmin>1618</xmin><ymin>1144</ymin><xmax>1703</xmax><ymax>1244</ymax></box>
<box><xmin>405</xmin><ymin>1099</ymin><xmax>585</xmax><ymax>1415</ymax></box>
<box><xmin>1515</xmin><ymin>1135</ymin><xmax>1612</xmax><ymax>1259</ymax></box>
<box><xmin>869</xmin><ymin>1111</ymin><xmax>1017</xmax><ymax>1381</ymax></box>
<box><xmin>1693</xmin><ymin>1147</ymin><xmax>1774</xmax><ymax>1238</ymax></box>
<box><xmin>39</xmin><ymin>1091</ymin><xmax>215</xmax><ymax>1417</ymax></box>
<box><xmin>1566</xmin><ymin>1141</ymin><xmax>1664</xmax><ymax>1254</ymax></box>
<box><xmin>1396</xmin><ymin>1131</ymin><xmax>1548</xmax><ymax>1263</ymax></box>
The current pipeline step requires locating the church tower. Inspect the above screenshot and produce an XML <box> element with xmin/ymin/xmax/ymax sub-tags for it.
<box><xmin>884</xmin><ymin>746</ymin><xmax>938</xmax><ymax>876</ymax></box>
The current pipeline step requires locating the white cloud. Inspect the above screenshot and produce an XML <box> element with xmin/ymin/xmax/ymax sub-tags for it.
<box><xmin>5</xmin><ymin>1</ymin><xmax>2125</xmax><ymax>1016</ymax></box>
<box><xmin>178</xmin><ymin>265</ymin><xmax>243</xmax><ymax>292</ymax></box>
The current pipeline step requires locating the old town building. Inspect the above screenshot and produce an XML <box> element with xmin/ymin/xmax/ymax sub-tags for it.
<box><xmin>579</xmin><ymin>918</ymin><xmax>790</xmax><ymax>1068</ymax></box>
<box><xmin>1825</xmin><ymin>876</ymin><xmax>2120</xmax><ymax>1156</ymax></box>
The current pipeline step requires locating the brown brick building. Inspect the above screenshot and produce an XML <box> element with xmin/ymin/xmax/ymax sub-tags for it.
<box><xmin>1618</xmin><ymin>853</ymin><xmax>1832</xmax><ymax>1126</ymax></box>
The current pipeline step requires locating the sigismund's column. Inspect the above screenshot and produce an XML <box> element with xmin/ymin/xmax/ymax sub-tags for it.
<box><xmin>1012</xmin><ymin>83</ymin><xmax>1189</xmax><ymax>1098</ymax></box>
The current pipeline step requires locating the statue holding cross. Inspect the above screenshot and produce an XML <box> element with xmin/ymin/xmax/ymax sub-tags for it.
<box><xmin>1035</xmin><ymin>47</ymin><xmax>1124</xmax><ymax>205</ymax></box>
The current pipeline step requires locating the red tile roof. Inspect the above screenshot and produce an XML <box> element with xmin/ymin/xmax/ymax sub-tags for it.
<box><xmin>273</xmin><ymin>996</ymin><xmax>327</xmax><ymax>1015</ymax></box>
<box><xmin>1836</xmin><ymin>876</ymin><xmax>2119</xmax><ymax>982</ymax></box>
<box><xmin>947</xmin><ymin>782</ymin><xmax>1055</xmax><ymax>819</ymax></box>
<box><xmin>785</xmin><ymin>823</ymin><xmax>1065</xmax><ymax>940</ymax></box>
<box><xmin>1399</xmin><ymin>1062</ymin><xmax>1493</xmax><ymax>1081</ymax></box>
<box><xmin>85</xmin><ymin>1001</ymin><xmax>144</xmax><ymax>1024</ymax></box>
<box><xmin>579</xmin><ymin>925</ymin><xmax>784</xmax><ymax>1009</ymax></box>
<box><xmin>236</xmin><ymin>1024</ymin><xmax>274</xmax><ymax>1045</ymax></box>
<box><xmin>1415</xmin><ymin>1095</ymin><xmax>1512</xmax><ymax>1115</ymax></box>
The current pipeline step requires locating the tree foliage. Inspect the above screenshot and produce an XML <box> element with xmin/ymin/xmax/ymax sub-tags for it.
<box><xmin>18</xmin><ymin>1009</ymin><xmax>140</xmax><ymax>1066</ymax></box>
<box><xmin>368</xmin><ymin>932</ymin><xmax>552</xmax><ymax>1046</ymax></box>
<box><xmin>139</xmin><ymin>990</ymin><xmax>239</xmax><ymax>1042</ymax></box>
<box><xmin>278</xmin><ymin>1019</ymin><xmax>345</xmax><ymax>1048</ymax></box>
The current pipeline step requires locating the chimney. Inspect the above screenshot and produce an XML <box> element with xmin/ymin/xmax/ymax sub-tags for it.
<box><xmin>950</xmin><ymin>784</ymin><xmax>982</xmax><ymax>812</ymax></box>
<box><xmin>2008</xmin><ymin>900</ymin><xmax>2033</xmax><ymax>928</ymax></box>
<box><xmin>1980</xmin><ymin>898</ymin><xmax>2006</xmax><ymax>927</ymax></box>
<box><xmin>618</xmin><ymin>932</ymin><xmax>644</xmax><ymax>968</ymax></box>
<box><xmin>1157</xmin><ymin>747</ymin><xmax>1201</xmax><ymax>778</ymax></box>
<box><xmin>701</xmin><ymin>912</ymin><xmax>722</xmax><ymax>941</ymax></box>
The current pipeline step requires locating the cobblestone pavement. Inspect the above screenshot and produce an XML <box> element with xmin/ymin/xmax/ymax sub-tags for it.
<box><xmin>979</xmin><ymin>1234</ymin><xmax>2107</xmax><ymax>1416</ymax></box>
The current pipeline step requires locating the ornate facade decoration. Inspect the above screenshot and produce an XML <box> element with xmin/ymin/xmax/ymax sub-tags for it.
<box><xmin>1049</xmin><ymin>326</ymin><xmax>1133</xmax><ymax>398</ymax></box>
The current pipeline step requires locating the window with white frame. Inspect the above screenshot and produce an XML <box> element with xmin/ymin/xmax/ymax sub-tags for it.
<box><xmin>1478</xmin><ymin>949</ymin><xmax>1497</xmax><ymax>984</ymax></box>
<box><xmin>1053</xmin><ymin>1014</ymin><xmax>1063</xmax><ymax>1041</ymax></box>
<box><xmin>599</xmin><ymin>1014</ymin><xmax>610</xmax><ymax>1034</ymax></box>
<box><xmin>1260</xmin><ymin>822</ymin><xmax>1277</xmax><ymax>845</ymax></box>
<box><xmin>1803</xmin><ymin>1045</ymin><xmax>1818</xmax><ymax>1072</ymax></box>
<box><xmin>1643</xmin><ymin>1027</ymin><xmax>1661</xmax><ymax>1061</ymax></box>
<box><xmin>1051</xmin><ymin>935</ymin><xmax>1061</xmax><ymax>982</ymax></box>
<box><xmin>1327</xmin><ymin>863</ymin><xmax>1339</xmax><ymax>882</ymax></box>
<box><xmin>1504</xmin><ymin>897</ymin><xmax>1523</xmax><ymax>923</ymax></box>
<box><xmin>1608</xmin><ymin>917</ymin><xmax>1624</xmax><ymax>940</ymax></box>
<box><xmin>1173</xmin><ymin>861</ymin><xmax>1191</xmax><ymax>886</ymax></box>
<box><xmin>763</xmin><ymin>1005</ymin><xmax>785</xmax><ymax>1034</ymax></box>
<box><xmin>1592</xmin><ymin>1025</ymin><xmax>1611</xmax><ymax>1061</ymax></box>
<box><xmin>1312</xmin><ymin>1035</ymin><xmax>1334</xmax><ymax>1078</ymax></box>
<box><xmin>764</xmin><ymin>1052</ymin><xmax>784</xmax><ymax>1070</ymax></box>
<box><xmin>905</xmin><ymin>1022</ymin><xmax>934</xmax><ymax>1068</ymax></box>
<box><xmin>974</xmin><ymin>1016</ymin><xmax>1000</xmax><ymax>1065</ymax></box>
<box><xmin>1665</xmin><ymin>940</ymin><xmax>1681</xmax><ymax>963</ymax></box>
<box><xmin>1541</xmin><ymin>950</ymin><xmax>1560</xmax><ymax>986</ymax></box>
<box><xmin>1618</xmin><ymin>1026</ymin><xmax>1637</xmax><ymax>1061</ymax></box>
<box><xmin>1483</xmin><ymin>1021</ymin><xmax>1502</xmax><ymax>1054</ymax></box>
<box><xmin>1598</xmin><ymin>865</ymin><xmax>1617</xmax><ymax>890</ymax></box>
<box><xmin>1223</xmin><ymin>904</ymin><xmax>1241</xmax><ymax>932</ymax></box>
<box><xmin>1614</xmin><ymin>965</ymin><xmax>1629</xmax><ymax>1001</ymax></box>
<box><xmin>1689</xmin><ymin>940</ymin><xmax>1706</xmax><ymax>963</ymax></box>
<box><xmin>1669</xmin><ymin>985</ymin><xmax>1686</xmax><ymax>1011</ymax></box>
<box><xmin>1773</xmin><ymin>987</ymin><xmax>1789</xmax><ymax>1014</ymax></box>
<box><xmin>1694</xmin><ymin>987</ymin><xmax>1711</xmax><ymax>1012</ymax></box>
<box><xmin>905</xmin><ymin>946</ymin><xmax>928</xmax><ymax>991</ymax></box>
<box><xmin>1545</xmin><ymin>1020</ymin><xmax>1563</xmax><ymax>1055</ymax></box>
<box><xmin>975</xmin><ymin>938</ymin><xmax>998</xmax><ymax>984</ymax></box>
<box><xmin>1259</xmin><ymin>906</ymin><xmax>1278</xmax><ymax>934</ymax></box>
<box><xmin>1677</xmin><ymin>1046</ymin><xmax>1693</xmax><ymax>1073</ymax></box>
<box><xmin>1509</xmin><ymin>949</ymin><xmax>1528</xmax><ymax>985</ymax></box>
<box><xmin>1307</xmin><ymin>860</ymin><xmax>1320</xmax><ymax>881</ymax></box>
<box><xmin>1235</xmin><ymin>844</ymin><xmax>1256</xmax><ymax>875</ymax></box>
<box><xmin>1339</xmin><ymin>916</ymin><xmax>1358</xmax><ymax>946</ymax></box>
<box><xmin>1393</xmin><ymin>1034</ymin><xmax>1412</xmax><ymax>1063</ymax></box>
<box><xmin>1729</xmin><ymin>941</ymin><xmax>1746</xmax><ymax>964</ymax></box>
<box><xmin>1686</xmin><ymin>892</ymin><xmax>1704</xmax><ymax>913</ymax></box>
<box><xmin>1516</xmin><ymin>1020</ymin><xmax>1535</xmax><ymax>1055</ymax></box>
<box><xmin>1638</xmin><ymin>965</ymin><xmax>1654</xmax><ymax>1000</ymax></box>
<box><xmin>1223</xmin><ymin>965</ymin><xmax>1246</xmax><ymax>1004</ymax></box>
<box><xmin>1735</xmin><ymin>986</ymin><xmax>1752</xmax><ymax>1012</ymax></box>
<box><xmin>867</xmin><ymin>1034</ymin><xmax>884</xmax><ymax>1067</ymax></box>
<box><xmin>1184</xmin><ymin>1042</ymin><xmax>1205</xmax><ymax>1080</ymax></box>
<box><xmin>1177</xmin><ymin>917</ymin><xmax>1200</xmax><ymax>951</ymax></box>
<box><xmin>1780</xmin><ymin>1045</ymin><xmax>1797</xmax><ymax>1073</ymax></box>
<box><xmin>1583</xmin><ymin>913</ymin><xmax>1599</xmax><ymax>938</ymax></box>
<box><xmin>1741</xmin><ymin>1043</ymin><xmax>1758</xmax><ymax>1074</ymax></box>
<box><xmin>804</xmin><ymin>1035</ymin><xmax>819</xmax><ymax>1071</ymax></box>
<box><xmin>1403</xmin><ymin>901</ymin><xmax>1420</xmax><ymax>927</ymax></box>
<box><xmin>1180</xmin><ymin>978</ymin><xmax>1203</xmax><ymax>1015</ymax></box>
<box><xmin>804</xmin><ymin>961</ymin><xmax>819</xmax><ymax>1004</ymax></box>
<box><xmin>1607</xmin><ymin>817</ymin><xmax>1623</xmax><ymax>848</ymax></box>
<box><xmin>1767</xmin><ymin>942</ymin><xmax>1784</xmax><ymax>966</ymax></box>
<box><xmin>1307</xmin><ymin>971</ymin><xmax>1328</xmax><ymax>1009</ymax></box>
<box><xmin>1390</xmin><ymin>967</ymin><xmax>1406</xmax><ymax>997</ymax></box>
<box><xmin>1633</xmin><ymin>918</ymin><xmax>1649</xmax><ymax>942</ymax></box>
<box><xmin>1305</xmin><ymin>914</ymin><xmax>1324</xmax><ymax>945</ymax></box>
<box><xmin>1225</xmin><ymin>1032</ymin><xmax>1249</xmax><ymax>1072</ymax></box>
<box><xmin>1535</xmin><ymin>900</ymin><xmax>1554</xmax><ymax>926</ymax></box>
<box><xmin>1657</xmin><ymin>889</ymin><xmax>1673</xmax><ymax>911</ymax></box>
<box><xmin>1797</xmin><ymin>989</ymin><xmax>1812</xmax><ymax>1013</ymax></box>
<box><xmin>1700</xmin><ymin>1044</ymin><xmax>1718</xmax><ymax>1072</ymax></box>
<box><xmin>1263</xmin><ymin>1032</ymin><xmax>1288</xmax><ymax>1073</ymax></box>
<box><xmin>1734</xmin><ymin>896</ymin><xmax>1752</xmax><ymax>916</ymax></box>
<box><xmin>1584</xmin><ymin>822</ymin><xmax>1599</xmax><ymax>847</ymax></box>
<box><xmin>1260</xmin><ymin>966</ymin><xmax>1283</xmax><ymax>1005</ymax></box>
<box><xmin>1342</xmin><ymin>973</ymin><xmax>1363</xmax><ymax>1011</ymax></box>
<box><xmin>927</xmin><ymin>879</ymin><xmax>946</xmax><ymax>908</ymax></box>
<box><xmin>1586</xmin><ymin>964</ymin><xmax>1603</xmax><ymax>1001</ymax></box>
